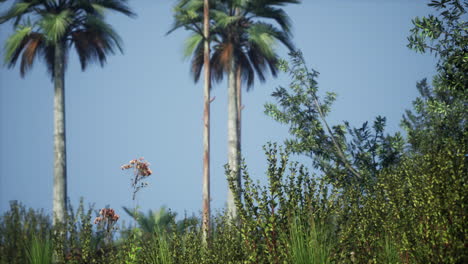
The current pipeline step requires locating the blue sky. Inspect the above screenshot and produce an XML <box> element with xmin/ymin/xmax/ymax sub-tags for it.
<box><xmin>0</xmin><ymin>0</ymin><xmax>437</xmax><ymax>223</ymax></box>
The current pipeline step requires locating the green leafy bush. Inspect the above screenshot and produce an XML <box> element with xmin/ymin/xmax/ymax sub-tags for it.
<box><xmin>0</xmin><ymin>201</ymin><xmax>51</xmax><ymax>264</ymax></box>
<box><xmin>228</xmin><ymin>143</ymin><xmax>338</xmax><ymax>264</ymax></box>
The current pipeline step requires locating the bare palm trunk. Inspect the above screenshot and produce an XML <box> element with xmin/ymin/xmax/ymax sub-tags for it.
<box><xmin>236</xmin><ymin>65</ymin><xmax>241</xmax><ymax>161</ymax></box>
<box><xmin>202</xmin><ymin>0</ymin><xmax>211</xmax><ymax>243</ymax></box>
<box><xmin>53</xmin><ymin>42</ymin><xmax>67</xmax><ymax>225</ymax></box>
<box><xmin>227</xmin><ymin>57</ymin><xmax>240</xmax><ymax>218</ymax></box>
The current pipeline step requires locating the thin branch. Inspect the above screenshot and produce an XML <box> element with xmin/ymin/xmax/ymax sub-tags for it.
<box><xmin>295</xmin><ymin>52</ymin><xmax>362</xmax><ymax>179</ymax></box>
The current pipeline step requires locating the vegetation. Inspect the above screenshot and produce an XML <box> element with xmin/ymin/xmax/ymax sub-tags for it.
<box><xmin>1</xmin><ymin>0</ymin><xmax>466</xmax><ymax>263</ymax></box>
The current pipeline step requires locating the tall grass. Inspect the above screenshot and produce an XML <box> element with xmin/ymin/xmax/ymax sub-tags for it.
<box><xmin>289</xmin><ymin>216</ymin><xmax>334</xmax><ymax>264</ymax></box>
<box><xmin>26</xmin><ymin>236</ymin><xmax>52</xmax><ymax>264</ymax></box>
<box><xmin>380</xmin><ymin>233</ymin><xmax>400</xmax><ymax>264</ymax></box>
<box><xmin>140</xmin><ymin>229</ymin><xmax>173</xmax><ymax>264</ymax></box>
<box><xmin>154</xmin><ymin>231</ymin><xmax>173</xmax><ymax>264</ymax></box>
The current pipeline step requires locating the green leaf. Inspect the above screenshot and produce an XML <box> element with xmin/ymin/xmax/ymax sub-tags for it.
<box><xmin>87</xmin><ymin>0</ymin><xmax>136</xmax><ymax>17</ymax></box>
<box><xmin>183</xmin><ymin>33</ymin><xmax>203</xmax><ymax>59</ymax></box>
<box><xmin>85</xmin><ymin>15</ymin><xmax>123</xmax><ymax>53</ymax></box>
<box><xmin>0</xmin><ymin>2</ymin><xmax>33</xmax><ymax>24</ymax></box>
<box><xmin>4</xmin><ymin>25</ymin><xmax>32</xmax><ymax>64</ymax></box>
<box><xmin>91</xmin><ymin>3</ymin><xmax>107</xmax><ymax>16</ymax></box>
<box><xmin>247</xmin><ymin>23</ymin><xmax>277</xmax><ymax>58</ymax></box>
<box><xmin>39</xmin><ymin>9</ymin><xmax>72</xmax><ymax>43</ymax></box>
<box><xmin>211</xmin><ymin>10</ymin><xmax>239</xmax><ymax>28</ymax></box>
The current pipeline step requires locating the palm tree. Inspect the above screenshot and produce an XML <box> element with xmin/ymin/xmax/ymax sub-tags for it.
<box><xmin>123</xmin><ymin>206</ymin><xmax>199</xmax><ymax>235</ymax></box>
<box><xmin>175</xmin><ymin>0</ymin><xmax>298</xmax><ymax>218</ymax></box>
<box><xmin>169</xmin><ymin>0</ymin><xmax>212</xmax><ymax>241</ymax></box>
<box><xmin>1</xmin><ymin>0</ymin><xmax>135</xmax><ymax>224</ymax></box>
<box><xmin>123</xmin><ymin>206</ymin><xmax>175</xmax><ymax>235</ymax></box>
<box><xmin>201</xmin><ymin>0</ymin><xmax>211</xmax><ymax>242</ymax></box>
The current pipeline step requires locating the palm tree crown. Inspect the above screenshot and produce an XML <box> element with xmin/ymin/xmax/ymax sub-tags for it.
<box><xmin>1</xmin><ymin>0</ymin><xmax>135</xmax><ymax>77</ymax></box>
<box><xmin>173</xmin><ymin>0</ymin><xmax>298</xmax><ymax>88</ymax></box>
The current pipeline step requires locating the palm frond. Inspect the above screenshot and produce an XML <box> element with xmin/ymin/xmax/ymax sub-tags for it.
<box><xmin>20</xmin><ymin>33</ymin><xmax>44</xmax><ymax>76</ymax></box>
<box><xmin>246</xmin><ymin>23</ymin><xmax>277</xmax><ymax>59</ymax></box>
<box><xmin>189</xmin><ymin>39</ymin><xmax>204</xmax><ymax>82</ymax></box>
<box><xmin>4</xmin><ymin>25</ymin><xmax>32</xmax><ymax>66</ymax></box>
<box><xmin>69</xmin><ymin>0</ymin><xmax>135</xmax><ymax>20</ymax></box>
<box><xmin>183</xmin><ymin>32</ymin><xmax>203</xmax><ymax>59</ymax></box>
<box><xmin>248</xmin><ymin>5</ymin><xmax>293</xmax><ymax>35</ymax></box>
<box><xmin>40</xmin><ymin>44</ymin><xmax>56</xmax><ymax>79</ymax></box>
<box><xmin>122</xmin><ymin>206</ymin><xmax>138</xmax><ymax>219</ymax></box>
<box><xmin>89</xmin><ymin>0</ymin><xmax>136</xmax><ymax>17</ymax></box>
<box><xmin>210</xmin><ymin>47</ymin><xmax>226</xmax><ymax>83</ymax></box>
<box><xmin>238</xmin><ymin>52</ymin><xmax>255</xmax><ymax>87</ymax></box>
<box><xmin>247</xmin><ymin>45</ymin><xmax>268</xmax><ymax>83</ymax></box>
<box><xmin>90</xmin><ymin>3</ymin><xmax>106</xmax><ymax>16</ymax></box>
<box><xmin>123</xmin><ymin>206</ymin><xmax>174</xmax><ymax>234</ymax></box>
<box><xmin>183</xmin><ymin>0</ymin><xmax>204</xmax><ymax>11</ymax></box>
<box><xmin>253</xmin><ymin>42</ymin><xmax>278</xmax><ymax>76</ymax></box>
<box><xmin>44</xmin><ymin>0</ymin><xmax>58</xmax><ymax>9</ymax></box>
<box><xmin>248</xmin><ymin>22</ymin><xmax>294</xmax><ymax>52</ymax></box>
<box><xmin>211</xmin><ymin>9</ymin><xmax>240</xmax><ymax>28</ymax></box>
<box><xmin>72</xmin><ymin>30</ymin><xmax>94</xmax><ymax>70</ymax></box>
<box><xmin>168</xmin><ymin>0</ymin><xmax>204</xmax><ymax>35</ymax></box>
<box><xmin>265</xmin><ymin>51</ymin><xmax>279</xmax><ymax>77</ymax></box>
<box><xmin>0</xmin><ymin>1</ymin><xmax>35</xmax><ymax>25</ymax></box>
<box><xmin>81</xmin><ymin>14</ymin><xmax>123</xmax><ymax>54</ymax></box>
<box><xmin>250</xmin><ymin>0</ymin><xmax>301</xmax><ymax>7</ymax></box>
<box><xmin>39</xmin><ymin>9</ymin><xmax>72</xmax><ymax>43</ymax></box>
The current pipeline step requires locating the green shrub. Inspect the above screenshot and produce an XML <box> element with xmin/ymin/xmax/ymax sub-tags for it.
<box><xmin>380</xmin><ymin>144</ymin><xmax>466</xmax><ymax>263</ymax></box>
<box><xmin>227</xmin><ymin>143</ymin><xmax>338</xmax><ymax>264</ymax></box>
<box><xmin>335</xmin><ymin>142</ymin><xmax>466</xmax><ymax>263</ymax></box>
<box><xmin>0</xmin><ymin>201</ymin><xmax>51</xmax><ymax>264</ymax></box>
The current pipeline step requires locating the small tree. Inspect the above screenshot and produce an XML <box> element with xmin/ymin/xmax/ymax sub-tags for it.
<box><xmin>404</xmin><ymin>0</ymin><xmax>467</xmax><ymax>154</ymax></box>
<box><xmin>264</xmin><ymin>51</ymin><xmax>404</xmax><ymax>192</ymax></box>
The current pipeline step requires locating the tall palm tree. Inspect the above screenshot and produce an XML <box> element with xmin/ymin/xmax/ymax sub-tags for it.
<box><xmin>201</xmin><ymin>0</ymin><xmax>211</xmax><ymax>243</ymax></box>
<box><xmin>1</xmin><ymin>0</ymin><xmax>135</xmax><ymax>224</ymax></box>
<box><xmin>169</xmin><ymin>0</ymin><xmax>212</xmax><ymax>241</ymax></box>
<box><xmin>177</xmin><ymin>0</ymin><xmax>298</xmax><ymax>218</ymax></box>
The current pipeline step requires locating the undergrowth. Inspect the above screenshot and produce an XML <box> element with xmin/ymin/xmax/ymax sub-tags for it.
<box><xmin>0</xmin><ymin>143</ymin><xmax>465</xmax><ymax>263</ymax></box>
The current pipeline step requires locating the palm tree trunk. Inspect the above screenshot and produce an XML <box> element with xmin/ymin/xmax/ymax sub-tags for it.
<box><xmin>202</xmin><ymin>0</ymin><xmax>211</xmax><ymax>243</ymax></box>
<box><xmin>53</xmin><ymin>42</ymin><xmax>67</xmax><ymax>225</ymax></box>
<box><xmin>227</xmin><ymin>57</ymin><xmax>240</xmax><ymax>219</ymax></box>
<box><xmin>236</xmin><ymin>65</ymin><xmax>241</xmax><ymax>161</ymax></box>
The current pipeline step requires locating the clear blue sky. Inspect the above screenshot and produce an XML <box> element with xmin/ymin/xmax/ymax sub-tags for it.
<box><xmin>0</xmin><ymin>0</ymin><xmax>437</xmax><ymax>223</ymax></box>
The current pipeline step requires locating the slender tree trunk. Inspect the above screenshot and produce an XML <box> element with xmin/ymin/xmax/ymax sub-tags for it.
<box><xmin>226</xmin><ymin>6</ymin><xmax>242</xmax><ymax>219</ymax></box>
<box><xmin>202</xmin><ymin>0</ymin><xmax>211</xmax><ymax>243</ymax></box>
<box><xmin>53</xmin><ymin>42</ymin><xmax>67</xmax><ymax>225</ymax></box>
<box><xmin>235</xmin><ymin>65</ymin><xmax>242</xmax><ymax>194</ymax></box>
<box><xmin>227</xmin><ymin>57</ymin><xmax>240</xmax><ymax>219</ymax></box>
<box><xmin>236</xmin><ymin>65</ymin><xmax>242</xmax><ymax>160</ymax></box>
